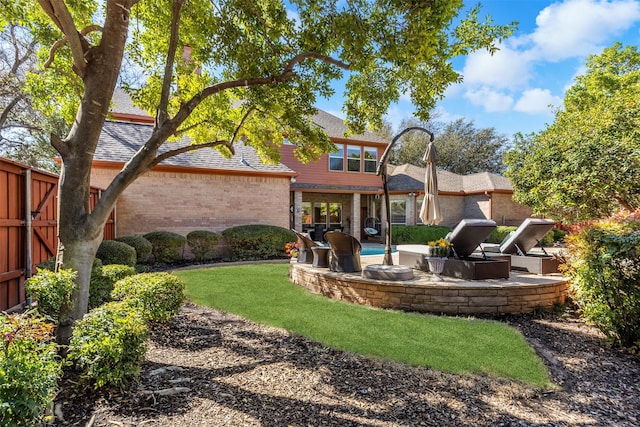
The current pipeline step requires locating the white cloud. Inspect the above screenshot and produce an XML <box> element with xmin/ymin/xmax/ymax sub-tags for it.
<box><xmin>513</xmin><ymin>88</ymin><xmax>562</xmax><ymax>114</ymax></box>
<box><xmin>530</xmin><ymin>0</ymin><xmax>640</xmax><ymax>61</ymax></box>
<box><xmin>464</xmin><ymin>88</ymin><xmax>514</xmax><ymax>112</ymax></box>
<box><xmin>462</xmin><ymin>45</ymin><xmax>532</xmax><ymax>89</ymax></box>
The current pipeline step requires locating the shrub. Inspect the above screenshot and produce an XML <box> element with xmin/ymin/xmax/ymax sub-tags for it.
<box><xmin>222</xmin><ymin>225</ymin><xmax>296</xmax><ymax>261</ymax></box>
<box><xmin>187</xmin><ymin>230</ymin><xmax>223</xmax><ymax>261</ymax></box>
<box><xmin>67</xmin><ymin>301</ymin><xmax>148</xmax><ymax>389</ymax></box>
<box><xmin>25</xmin><ymin>268</ymin><xmax>77</xmax><ymax>322</ymax></box>
<box><xmin>0</xmin><ymin>312</ymin><xmax>60</xmax><ymax>426</ymax></box>
<box><xmin>115</xmin><ymin>235</ymin><xmax>153</xmax><ymax>264</ymax></box>
<box><xmin>143</xmin><ymin>231</ymin><xmax>187</xmax><ymax>263</ymax></box>
<box><xmin>486</xmin><ymin>226</ymin><xmax>517</xmax><ymax>244</ymax></box>
<box><xmin>96</xmin><ymin>240</ymin><xmax>137</xmax><ymax>267</ymax></box>
<box><xmin>35</xmin><ymin>256</ymin><xmax>57</xmax><ymax>272</ymax></box>
<box><xmin>565</xmin><ymin>212</ymin><xmax>640</xmax><ymax>349</ymax></box>
<box><xmin>89</xmin><ymin>264</ymin><xmax>137</xmax><ymax>310</ymax></box>
<box><xmin>111</xmin><ymin>273</ymin><xmax>186</xmax><ymax>323</ymax></box>
<box><xmin>390</xmin><ymin>225</ymin><xmax>451</xmax><ymax>245</ymax></box>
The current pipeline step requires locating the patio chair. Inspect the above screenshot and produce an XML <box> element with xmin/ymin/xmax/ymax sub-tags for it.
<box><xmin>324</xmin><ymin>231</ymin><xmax>362</xmax><ymax>273</ymax></box>
<box><xmin>446</xmin><ymin>219</ymin><xmax>497</xmax><ymax>259</ymax></box>
<box><xmin>480</xmin><ymin>218</ymin><xmax>555</xmax><ymax>256</ymax></box>
<box><xmin>292</xmin><ymin>229</ymin><xmax>323</xmax><ymax>263</ymax></box>
<box><xmin>479</xmin><ymin>218</ymin><xmax>560</xmax><ymax>274</ymax></box>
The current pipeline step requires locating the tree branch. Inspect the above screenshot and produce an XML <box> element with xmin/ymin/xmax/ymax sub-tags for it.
<box><xmin>38</xmin><ymin>0</ymin><xmax>88</xmax><ymax>77</ymax></box>
<box><xmin>44</xmin><ymin>25</ymin><xmax>103</xmax><ymax>68</ymax></box>
<box><xmin>156</xmin><ymin>0</ymin><xmax>185</xmax><ymax>128</ymax></box>
<box><xmin>150</xmin><ymin>140</ymin><xmax>235</xmax><ymax>168</ymax></box>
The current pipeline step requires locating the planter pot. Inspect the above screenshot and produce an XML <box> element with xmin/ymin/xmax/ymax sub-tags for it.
<box><xmin>425</xmin><ymin>256</ymin><xmax>448</xmax><ymax>281</ymax></box>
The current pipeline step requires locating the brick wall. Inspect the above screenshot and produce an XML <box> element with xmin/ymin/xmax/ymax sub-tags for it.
<box><xmin>491</xmin><ymin>193</ymin><xmax>533</xmax><ymax>225</ymax></box>
<box><xmin>91</xmin><ymin>167</ymin><xmax>290</xmax><ymax>236</ymax></box>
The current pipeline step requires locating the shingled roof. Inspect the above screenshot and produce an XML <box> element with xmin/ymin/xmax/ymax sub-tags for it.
<box><xmin>387</xmin><ymin>164</ymin><xmax>512</xmax><ymax>194</ymax></box>
<box><xmin>95</xmin><ymin>121</ymin><xmax>296</xmax><ymax>175</ymax></box>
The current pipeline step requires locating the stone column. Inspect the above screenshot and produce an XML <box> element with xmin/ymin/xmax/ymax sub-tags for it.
<box><xmin>351</xmin><ymin>193</ymin><xmax>361</xmax><ymax>241</ymax></box>
<box><xmin>293</xmin><ymin>190</ymin><xmax>303</xmax><ymax>231</ymax></box>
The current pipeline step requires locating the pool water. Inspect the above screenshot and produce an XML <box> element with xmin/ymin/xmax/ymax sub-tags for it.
<box><xmin>361</xmin><ymin>246</ymin><xmax>397</xmax><ymax>256</ymax></box>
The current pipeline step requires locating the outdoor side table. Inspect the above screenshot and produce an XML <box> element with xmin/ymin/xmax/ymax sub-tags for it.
<box><xmin>311</xmin><ymin>246</ymin><xmax>331</xmax><ymax>268</ymax></box>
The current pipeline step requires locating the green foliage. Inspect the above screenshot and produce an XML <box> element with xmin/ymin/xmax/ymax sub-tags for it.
<box><xmin>505</xmin><ymin>43</ymin><xmax>640</xmax><ymax>223</ymax></box>
<box><xmin>89</xmin><ymin>264</ymin><xmax>137</xmax><ymax>310</ymax></box>
<box><xmin>390</xmin><ymin>225</ymin><xmax>451</xmax><ymax>245</ymax></box>
<box><xmin>115</xmin><ymin>235</ymin><xmax>153</xmax><ymax>264</ymax></box>
<box><xmin>486</xmin><ymin>226</ymin><xmax>517</xmax><ymax>244</ymax></box>
<box><xmin>222</xmin><ymin>225</ymin><xmax>296</xmax><ymax>261</ymax></box>
<box><xmin>0</xmin><ymin>312</ymin><xmax>60</xmax><ymax>426</ymax></box>
<box><xmin>565</xmin><ymin>213</ymin><xmax>640</xmax><ymax>349</ymax></box>
<box><xmin>111</xmin><ymin>273</ymin><xmax>186</xmax><ymax>324</ymax></box>
<box><xmin>187</xmin><ymin>230</ymin><xmax>223</xmax><ymax>261</ymax></box>
<box><xmin>67</xmin><ymin>301</ymin><xmax>148</xmax><ymax>389</ymax></box>
<box><xmin>143</xmin><ymin>231</ymin><xmax>187</xmax><ymax>263</ymax></box>
<box><xmin>96</xmin><ymin>240</ymin><xmax>137</xmax><ymax>267</ymax></box>
<box><xmin>25</xmin><ymin>268</ymin><xmax>77</xmax><ymax>322</ymax></box>
<box><xmin>35</xmin><ymin>256</ymin><xmax>57</xmax><ymax>272</ymax></box>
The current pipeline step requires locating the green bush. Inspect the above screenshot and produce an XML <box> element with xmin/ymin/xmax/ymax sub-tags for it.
<box><xmin>115</xmin><ymin>235</ymin><xmax>153</xmax><ymax>264</ymax></box>
<box><xmin>0</xmin><ymin>313</ymin><xmax>61</xmax><ymax>426</ymax></box>
<box><xmin>67</xmin><ymin>301</ymin><xmax>148</xmax><ymax>389</ymax></box>
<box><xmin>35</xmin><ymin>256</ymin><xmax>57</xmax><ymax>272</ymax></box>
<box><xmin>89</xmin><ymin>264</ymin><xmax>137</xmax><ymax>310</ymax></box>
<box><xmin>143</xmin><ymin>231</ymin><xmax>187</xmax><ymax>263</ymax></box>
<box><xmin>390</xmin><ymin>225</ymin><xmax>451</xmax><ymax>245</ymax></box>
<box><xmin>486</xmin><ymin>226</ymin><xmax>517</xmax><ymax>244</ymax></box>
<box><xmin>187</xmin><ymin>230</ymin><xmax>223</xmax><ymax>261</ymax></box>
<box><xmin>96</xmin><ymin>240</ymin><xmax>137</xmax><ymax>267</ymax></box>
<box><xmin>565</xmin><ymin>213</ymin><xmax>640</xmax><ymax>350</ymax></box>
<box><xmin>25</xmin><ymin>268</ymin><xmax>77</xmax><ymax>322</ymax></box>
<box><xmin>112</xmin><ymin>273</ymin><xmax>186</xmax><ymax>323</ymax></box>
<box><xmin>222</xmin><ymin>225</ymin><xmax>295</xmax><ymax>261</ymax></box>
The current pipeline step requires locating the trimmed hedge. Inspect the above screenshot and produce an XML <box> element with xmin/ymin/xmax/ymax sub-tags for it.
<box><xmin>486</xmin><ymin>226</ymin><xmax>517</xmax><ymax>244</ymax></box>
<box><xmin>390</xmin><ymin>225</ymin><xmax>451</xmax><ymax>245</ymax></box>
<box><xmin>187</xmin><ymin>230</ymin><xmax>223</xmax><ymax>261</ymax></box>
<box><xmin>67</xmin><ymin>301</ymin><xmax>148</xmax><ymax>389</ymax></box>
<box><xmin>222</xmin><ymin>225</ymin><xmax>296</xmax><ymax>261</ymax></box>
<box><xmin>111</xmin><ymin>273</ymin><xmax>186</xmax><ymax>324</ymax></box>
<box><xmin>25</xmin><ymin>268</ymin><xmax>77</xmax><ymax>323</ymax></box>
<box><xmin>96</xmin><ymin>240</ymin><xmax>137</xmax><ymax>267</ymax></box>
<box><xmin>89</xmin><ymin>264</ymin><xmax>137</xmax><ymax>310</ymax></box>
<box><xmin>115</xmin><ymin>235</ymin><xmax>153</xmax><ymax>264</ymax></box>
<box><xmin>143</xmin><ymin>231</ymin><xmax>187</xmax><ymax>263</ymax></box>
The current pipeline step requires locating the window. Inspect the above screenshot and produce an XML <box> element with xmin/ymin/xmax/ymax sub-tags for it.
<box><xmin>390</xmin><ymin>200</ymin><xmax>407</xmax><ymax>224</ymax></box>
<box><xmin>329</xmin><ymin>145</ymin><xmax>344</xmax><ymax>171</ymax></box>
<box><xmin>364</xmin><ymin>147</ymin><xmax>377</xmax><ymax>173</ymax></box>
<box><xmin>313</xmin><ymin>202</ymin><xmax>327</xmax><ymax>225</ymax></box>
<box><xmin>328</xmin><ymin>203</ymin><xmax>342</xmax><ymax>226</ymax></box>
<box><xmin>347</xmin><ymin>145</ymin><xmax>361</xmax><ymax>172</ymax></box>
<box><xmin>301</xmin><ymin>202</ymin><xmax>312</xmax><ymax>225</ymax></box>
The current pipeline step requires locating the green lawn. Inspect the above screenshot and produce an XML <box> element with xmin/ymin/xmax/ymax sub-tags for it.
<box><xmin>175</xmin><ymin>264</ymin><xmax>551</xmax><ymax>388</ymax></box>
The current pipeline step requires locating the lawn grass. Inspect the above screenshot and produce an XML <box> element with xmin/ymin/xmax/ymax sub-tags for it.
<box><xmin>175</xmin><ymin>264</ymin><xmax>552</xmax><ymax>388</ymax></box>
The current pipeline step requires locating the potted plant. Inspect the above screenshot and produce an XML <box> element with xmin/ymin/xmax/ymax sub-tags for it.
<box><xmin>425</xmin><ymin>238</ymin><xmax>452</xmax><ymax>281</ymax></box>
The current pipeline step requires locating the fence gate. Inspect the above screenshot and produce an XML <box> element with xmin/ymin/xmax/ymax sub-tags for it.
<box><xmin>0</xmin><ymin>158</ymin><xmax>114</xmax><ymax>312</ymax></box>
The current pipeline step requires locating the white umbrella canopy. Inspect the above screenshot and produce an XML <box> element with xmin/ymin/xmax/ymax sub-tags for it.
<box><xmin>419</xmin><ymin>141</ymin><xmax>443</xmax><ymax>225</ymax></box>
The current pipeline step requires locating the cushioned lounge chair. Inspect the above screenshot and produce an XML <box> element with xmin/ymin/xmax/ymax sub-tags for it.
<box><xmin>479</xmin><ymin>218</ymin><xmax>559</xmax><ymax>275</ymax></box>
<box><xmin>480</xmin><ymin>218</ymin><xmax>555</xmax><ymax>256</ymax></box>
<box><xmin>292</xmin><ymin>229</ymin><xmax>322</xmax><ymax>264</ymax></box>
<box><xmin>446</xmin><ymin>219</ymin><xmax>497</xmax><ymax>259</ymax></box>
<box><xmin>324</xmin><ymin>231</ymin><xmax>362</xmax><ymax>273</ymax></box>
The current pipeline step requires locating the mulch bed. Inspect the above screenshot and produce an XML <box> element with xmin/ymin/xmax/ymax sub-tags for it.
<box><xmin>51</xmin><ymin>301</ymin><xmax>639</xmax><ymax>426</ymax></box>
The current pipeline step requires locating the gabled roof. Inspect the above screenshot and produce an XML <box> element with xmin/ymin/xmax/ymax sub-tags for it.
<box><xmin>387</xmin><ymin>164</ymin><xmax>512</xmax><ymax>193</ymax></box>
<box><xmin>95</xmin><ymin>121</ymin><xmax>296</xmax><ymax>175</ymax></box>
<box><xmin>110</xmin><ymin>88</ymin><xmax>387</xmax><ymax>144</ymax></box>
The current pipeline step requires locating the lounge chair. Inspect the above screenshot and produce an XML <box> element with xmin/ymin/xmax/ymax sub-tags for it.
<box><xmin>446</xmin><ymin>218</ymin><xmax>497</xmax><ymax>259</ymax></box>
<box><xmin>479</xmin><ymin>218</ymin><xmax>560</xmax><ymax>274</ymax></box>
<box><xmin>292</xmin><ymin>230</ymin><xmax>322</xmax><ymax>264</ymax></box>
<box><xmin>324</xmin><ymin>231</ymin><xmax>362</xmax><ymax>273</ymax></box>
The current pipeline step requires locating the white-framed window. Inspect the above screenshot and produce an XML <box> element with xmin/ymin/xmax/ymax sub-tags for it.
<box><xmin>390</xmin><ymin>200</ymin><xmax>407</xmax><ymax>224</ymax></box>
<box><xmin>347</xmin><ymin>145</ymin><xmax>361</xmax><ymax>172</ymax></box>
<box><xmin>364</xmin><ymin>147</ymin><xmax>377</xmax><ymax>173</ymax></box>
<box><xmin>329</xmin><ymin>144</ymin><xmax>344</xmax><ymax>171</ymax></box>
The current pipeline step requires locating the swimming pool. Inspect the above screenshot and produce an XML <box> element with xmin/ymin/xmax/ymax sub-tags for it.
<box><xmin>361</xmin><ymin>246</ymin><xmax>397</xmax><ymax>256</ymax></box>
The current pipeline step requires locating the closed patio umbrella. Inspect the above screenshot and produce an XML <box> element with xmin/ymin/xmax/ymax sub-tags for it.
<box><xmin>419</xmin><ymin>140</ymin><xmax>443</xmax><ymax>225</ymax></box>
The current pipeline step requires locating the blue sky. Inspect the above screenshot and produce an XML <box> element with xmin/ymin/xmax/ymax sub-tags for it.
<box><xmin>315</xmin><ymin>0</ymin><xmax>640</xmax><ymax>139</ymax></box>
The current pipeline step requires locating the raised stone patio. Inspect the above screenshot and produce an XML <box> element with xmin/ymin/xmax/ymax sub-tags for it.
<box><xmin>289</xmin><ymin>252</ymin><xmax>569</xmax><ymax>315</ymax></box>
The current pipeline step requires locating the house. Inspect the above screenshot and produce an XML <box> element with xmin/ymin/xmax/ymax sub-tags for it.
<box><xmin>90</xmin><ymin>90</ymin><xmax>531</xmax><ymax>240</ymax></box>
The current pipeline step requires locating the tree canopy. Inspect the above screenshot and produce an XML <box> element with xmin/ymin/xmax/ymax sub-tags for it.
<box><xmin>505</xmin><ymin>42</ymin><xmax>640</xmax><ymax>223</ymax></box>
<box><xmin>388</xmin><ymin>116</ymin><xmax>508</xmax><ymax>174</ymax></box>
<box><xmin>1</xmin><ymin>0</ymin><xmax>514</xmax><ymax>342</ymax></box>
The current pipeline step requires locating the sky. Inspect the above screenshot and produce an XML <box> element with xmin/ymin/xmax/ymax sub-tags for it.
<box><xmin>314</xmin><ymin>0</ymin><xmax>640</xmax><ymax>139</ymax></box>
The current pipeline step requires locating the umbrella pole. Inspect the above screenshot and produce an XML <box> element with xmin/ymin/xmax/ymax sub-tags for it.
<box><xmin>382</xmin><ymin>169</ymin><xmax>393</xmax><ymax>266</ymax></box>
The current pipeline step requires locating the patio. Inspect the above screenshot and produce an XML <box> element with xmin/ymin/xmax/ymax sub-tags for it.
<box><xmin>289</xmin><ymin>245</ymin><xmax>568</xmax><ymax>315</ymax></box>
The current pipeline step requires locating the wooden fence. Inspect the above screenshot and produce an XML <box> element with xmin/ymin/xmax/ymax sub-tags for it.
<box><xmin>1</xmin><ymin>157</ymin><xmax>114</xmax><ymax>312</ymax></box>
